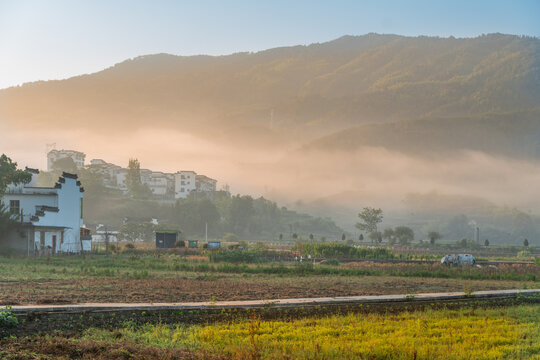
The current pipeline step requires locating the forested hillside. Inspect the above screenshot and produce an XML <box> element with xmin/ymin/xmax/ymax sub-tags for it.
<box><xmin>1</xmin><ymin>33</ymin><xmax>538</xmax><ymax>148</ymax></box>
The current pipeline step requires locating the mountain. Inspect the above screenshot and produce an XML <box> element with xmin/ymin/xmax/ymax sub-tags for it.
<box><xmin>303</xmin><ymin>109</ymin><xmax>540</xmax><ymax>159</ymax></box>
<box><xmin>1</xmin><ymin>33</ymin><xmax>539</xmax><ymax>148</ymax></box>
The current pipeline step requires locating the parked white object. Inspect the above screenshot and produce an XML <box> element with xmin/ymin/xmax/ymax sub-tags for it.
<box><xmin>441</xmin><ymin>254</ymin><xmax>476</xmax><ymax>266</ymax></box>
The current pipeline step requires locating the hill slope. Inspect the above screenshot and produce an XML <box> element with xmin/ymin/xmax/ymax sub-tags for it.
<box><xmin>1</xmin><ymin>33</ymin><xmax>539</xmax><ymax>146</ymax></box>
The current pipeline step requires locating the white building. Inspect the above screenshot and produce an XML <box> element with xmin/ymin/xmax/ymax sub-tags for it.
<box><xmin>141</xmin><ymin>171</ymin><xmax>169</xmax><ymax>196</ymax></box>
<box><xmin>47</xmin><ymin>149</ymin><xmax>86</xmax><ymax>171</ymax></box>
<box><xmin>1</xmin><ymin>168</ymin><xmax>86</xmax><ymax>255</ymax></box>
<box><xmin>88</xmin><ymin>159</ymin><xmax>125</xmax><ymax>191</ymax></box>
<box><xmin>196</xmin><ymin>175</ymin><xmax>217</xmax><ymax>193</ymax></box>
<box><xmin>174</xmin><ymin>171</ymin><xmax>197</xmax><ymax>199</ymax></box>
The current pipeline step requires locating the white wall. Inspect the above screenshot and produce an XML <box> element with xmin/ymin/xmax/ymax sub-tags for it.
<box><xmin>2</xmin><ymin>193</ymin><xmax>57</xmax><ymax>222</ymax></box>
<box><xmin>174</xmin><ymin>171</ymin><xmax>197</xmax><ymax>199</ymax></box>
<box><xmin>27</xmin><ymin>177</ymin><xmax>83</xmax><ymax>253</ymax></box>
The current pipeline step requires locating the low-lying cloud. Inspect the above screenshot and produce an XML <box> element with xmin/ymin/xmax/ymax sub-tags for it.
<box><xmin>3</xmin><ymin>123</ymin><xmax>540</xmax><ymax>214</ymax></box>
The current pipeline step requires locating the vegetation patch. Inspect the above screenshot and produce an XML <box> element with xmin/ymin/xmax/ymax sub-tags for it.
<box><xmin>12</xmin><ymin>304</ymin><xmax>533</xmax><ymax>360</ymax></box>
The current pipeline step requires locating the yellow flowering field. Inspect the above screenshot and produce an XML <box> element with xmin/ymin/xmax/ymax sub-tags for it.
<box><xmin>193</xmin><ymin>305</ymin><xmax>540</xmax><ymax>359</ymax></box>
<box><xmin>77</xmin><ymin>304</ymin><xmax>540</xmax><ymax>359</ymax></box>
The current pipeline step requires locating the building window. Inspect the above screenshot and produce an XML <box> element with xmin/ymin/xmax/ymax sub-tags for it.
<box><xmin>9</xmin><ymin>200</ymin><xmax>20</xmax><ymax>216</ymax></box>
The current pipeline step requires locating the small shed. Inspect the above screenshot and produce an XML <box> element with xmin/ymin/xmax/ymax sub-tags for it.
<box><xmin>208</xmin><ymin>241</ymin><xmax>221</xmax><ymax>249</ymax></box>
<box><xmin>155</xmin><ymin>230</ymin><xmax>179</xmax><ymax>249</ymax></box>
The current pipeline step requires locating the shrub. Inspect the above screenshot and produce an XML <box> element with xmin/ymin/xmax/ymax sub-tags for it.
<box><xmin>209</xmin><ymin>250</ymin><xmax>269</xmax><ymax>264</ymax></box>
<box><xmin>298</xmin><ymin>242</ymin><xmax>394</xmax><ymax>259</ymax></box>
<box><xmin>175</xmin><ymin>240</ymin><xmax>185</xmax><ymax>248</ymax></box>
<box><xmin>322</xmin><ymin>259</ymin><xmax>341</xmax><ymax>266</ymax></box>
<box><xmin>124</xmin><ymin>243</ymin><xmax>135</xmax><ymax>250</ymax></box>
<box><xmin>222</xmin><ymin>233</ymin><xmax>239</xmax><ymax>242</ymax></box>
<box><xmin>0</xmin><ymin>306</ymin><xmax>18</xmax><ymax>328</ymax></box>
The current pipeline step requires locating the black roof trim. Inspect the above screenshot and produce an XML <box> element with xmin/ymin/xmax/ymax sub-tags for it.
<box><xmin>62</xmin><ymin>172</ymin><xmax>78</xmax><ymax>179</ymax></box>
<box><xmin>25</xmin><ymin>167</ymin><xmax>40</xmax><ymax>174</ymax></box>
<box><xmin>39</xmin><ymin>206</ymin><xmax>59</xmax><ymax>212</ymax></box>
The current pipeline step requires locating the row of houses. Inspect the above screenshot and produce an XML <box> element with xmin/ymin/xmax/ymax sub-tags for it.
<box><xmin>47</xmin><ymin>149</ymin><xmax>217</xmax><ymax>199</ymax></box>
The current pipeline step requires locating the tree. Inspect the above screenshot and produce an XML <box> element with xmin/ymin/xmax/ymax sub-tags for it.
<box><xmin>227</xmin><ymin>195</ymin><xmax>254</xmax><ymax>235</ymax></box>
<box><xmin>458</xmin><ymin>238</ymin><xmax>468</xmax><ymax>248</ymax></box>
<box><xmin>125</xmin><ymin>158</ymin><xmax>151</xmax><ymax>198</ymax></box>
<box><xmin>341</xmin><ymin>233</ymin><xmax>346</xmax><ymax>241</ymax></box>
<box><xmin>355</xmin><ymin>207</ymin><xmax>383</xmax><ymax>234</ymax></box>
<box><xmin>382</xmin><ymin>228</ymin><xmax>394</xmax><ymax>242</ymax></box>
<box><xmin>0</xmin><ymin>155</ymin><xmax>31</xmax><ymax>244</ymax></box>
<box><xmin>118</xmin><ymin>222</ymin><xmax>142</xmax><ymax>242</ymax></box>
<box><xmin>0</xmin><ymin>154</ymin><xmax>31</xmax><ymax>196</ymax></box>
<box><xmin>51</xmin><ymin>157</ymin><xmax>78</xmax><ymax>174</ymax></box>
<box><xmin>359</xmin><ymin>234</ymin><xmax>364</xmax><ymax>241</ymax></box>
<box><xmin>279</xmin><ymin>233</ymin><xmax>283</xmax><ymax>241</ymax></box>
<box><xmin>428</xmin><ymin>231</ymin><xmax>442</xmax><ymax>245</ymax></box>
<box><xmin>484</xmin><ymin>239</ymin><xmax>490</xmax><ymax>247</ymax></box>
<box><xmin>223</xmin><ymin>233</ymin><xmax>239</xmax><ymax>242</ymax></box>
<box><xmin>394</xmin><ymin>226</ymin><xmax>414</xmax><ymax>245</ymax></box>
<box><xmin>368</xmin><ymin>231</ymin><xmax>382</xmax><ymax>243</ymax></box>
<box><xmin>524</xmin><ymin>238</ymin><xmax>529</xmax><ymax>247</ymax></box>
<box><xmin>309</xmin><ymin>233</ymin><xmax>314</xmax><ymax>241</ymax></box>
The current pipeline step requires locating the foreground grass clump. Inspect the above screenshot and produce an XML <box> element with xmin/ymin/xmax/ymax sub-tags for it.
<box><xmin>80</xmin><ymin>305</ymin><xmax>540</xmax><ymax>359</ymax></box>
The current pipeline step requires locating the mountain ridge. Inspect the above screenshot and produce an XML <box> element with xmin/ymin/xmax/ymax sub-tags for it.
<box><xmin>1</xmin><ymin>33</ymin><xmax>539</xmax><ymax>155</ymax></box>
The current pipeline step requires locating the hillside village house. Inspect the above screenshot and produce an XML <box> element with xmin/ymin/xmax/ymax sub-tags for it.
<box><xmin>174</xmin><ymin>170</ymin><xmax>197</xmax><ymax>199</ymax></box>
<box><xmin>47</xmin><ymin>149</ymin><xmax>86</xmax><ymax>171</ymax></box>
<box><xmin>49</xmin><ymin>149</ymin><xmax>218</xmax><ymax>200</ymax></box>
<box><xmin>1</xmin><ymin>168</ymin><xmax>87</xmax><ymax>255</ymax></box>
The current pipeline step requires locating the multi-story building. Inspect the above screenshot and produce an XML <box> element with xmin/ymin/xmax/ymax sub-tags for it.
<box><xmin>1</xmin><ymin>168</ymin><xmax>86</xmax><ymax>255</ymax></box>
<box><xmin>141</xmin><ymin>170</ymin><xmax>169</xmax><ymax>196</ymax></box>
<box><xmin>47</xmin><ymin>149</ymin><xmax>86</xmax><ymax>171</ymax></box>
<box><xmin>174</xmin><ymin>171</ymin><xmax>197</xmax><ymax>199</ymax></box>
<box><xmin>196</xmin><ymin>175</ymin><xmax>217</xmax><ymax>193</ymax></box>
<box><xmin>88</xmin><ymin>159</ymin><xmax>127</xmax><ymax>192</ymax></box>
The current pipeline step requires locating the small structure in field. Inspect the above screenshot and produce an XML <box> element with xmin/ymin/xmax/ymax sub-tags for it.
<box><xmin>441</xmin><ymin>254</ymin><xmax>475</xmax><ymax>266</ymax></box>
<box><xmin>207</xmin><ymin>241</ymin><xmax>221</xmax><ymax>249</ymax></box>
<box><xmin>188</xmin><ymin>240</ymin><xmax>198</xmax><ymax>248</ymax></box>
<box><xmin>155</xmin><ymin>230</ymin><xmax>179</xmax><ymax>249</ymax></box>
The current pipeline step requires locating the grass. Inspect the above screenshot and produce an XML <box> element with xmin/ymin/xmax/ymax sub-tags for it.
<box><xmin>74</xmin><ymin>304</ymin><xmax>540</xmax><ymax>359</ymax></box>
<box><xmin>0</xmin><ymin>253</ymin><xmax>538</xmax><ymax>282</ymax></box>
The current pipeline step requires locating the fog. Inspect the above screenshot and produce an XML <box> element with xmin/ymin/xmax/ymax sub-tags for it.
<box><xmin>3</xmin><ymin>122</ymin><xmax>540</xmax><ymax>216</ymax></box>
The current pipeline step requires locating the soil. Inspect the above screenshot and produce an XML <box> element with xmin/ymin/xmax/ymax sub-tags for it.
<box><xmin>0</xmin><ymin>275</ymin><xmax>529</xmax><ymax>305</ymax></box>
<box><xmin>0</xmin><ymin>336</ymin><xmax>222</xmax><ymax>360</ymax></box>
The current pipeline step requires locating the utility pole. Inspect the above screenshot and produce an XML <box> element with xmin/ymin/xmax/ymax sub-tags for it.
<box><xmin>205</xmin><ymin>222</ymin><xmax>208</xmax><ymax>242</ymax></box>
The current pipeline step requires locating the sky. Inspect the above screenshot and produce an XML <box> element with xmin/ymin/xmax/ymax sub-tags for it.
<box><xmin>0</xmin><ymin>0</ymin><xmax>539</xmax><ymax>89</ymax></box>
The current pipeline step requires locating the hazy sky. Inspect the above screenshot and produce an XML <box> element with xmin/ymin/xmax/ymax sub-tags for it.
<box><xmin>0</xmin><ymin>0</ymin><xmax>539</xmax><ymax>89</ymax></box>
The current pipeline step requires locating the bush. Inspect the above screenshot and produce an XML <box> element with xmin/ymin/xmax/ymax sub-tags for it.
<box><xmin>298</xmin><ymin>242</ymin><xmax>394</xmax><ymax>260</ymax></box>
<box><xmin>209</xmin><ymin>250</ymin><xmax>269</xmax><ymax>264</ymax></box>
<box><xmin>322</xmin><ymin>259</ymin><xmax>341</xmax><ymax>266</ymax></box>
<box><xmin>124</xmin><ymin>243</ymin><xmax>135</xmax><ymax>249</ymax></box>
<box><xmin>222</xmin><ymin>233</ymin><xmax>239</xmax><ymax>242</ymax></box>
<box><xmin>0</xmin><ymin>306</ymin><xmax>18</xmax><ymax>328</ymax></box>
<box><xmin>175</xmin><ymin>240</ymin><xmax>185</xmax><ymax>248</ymax></box>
